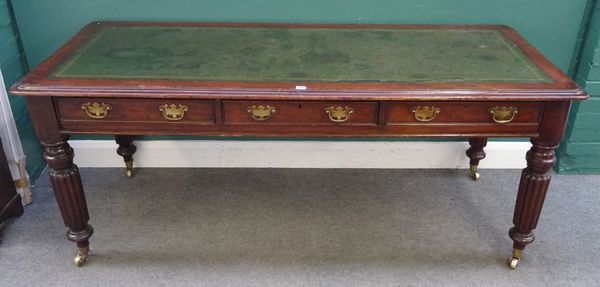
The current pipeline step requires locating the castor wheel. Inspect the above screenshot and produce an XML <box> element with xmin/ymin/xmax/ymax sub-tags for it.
<box><xmin>73</xmin><ymin>246</ymin><xmax>90</xmax><ymax>267</ymax></box>
<box><xmin>508</xmin><ymin>257</ymin><xmax>519</xmax><ymax>269</ymax></box>
<box><xmin>469</xmin><ymin>164</ymin><xmax>480</xmax><ymax>181</ymax></box>
<box><xmin>125</xmin><ymin>160</ymin><xmax>134</xmax><ymax>178</ymax></box>
<box><xmin>507</xmin><ymin>249</ymin><xmax>522</xmax><ymax>270</ymax></box>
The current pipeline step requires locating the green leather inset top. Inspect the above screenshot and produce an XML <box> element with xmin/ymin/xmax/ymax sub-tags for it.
<box><xmin>51</xmin><ymin>25</ymin><xmax>551</xmax><ymax>83</ymax></box>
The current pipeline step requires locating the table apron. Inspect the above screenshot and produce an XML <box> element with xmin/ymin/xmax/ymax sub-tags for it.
<box><xmin>53</xmin><ymin>97</ymin><xmax>543</xmax><ymax>137</ymax></box>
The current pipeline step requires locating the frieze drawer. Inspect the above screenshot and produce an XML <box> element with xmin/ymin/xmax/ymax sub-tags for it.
<box><xmin>54</xmin><ymin>98</ymin><xmax>216</xmax><ymax>124</ymax></box>
<box><xmin>387</xmin><ymin>102</ymin><xmax>544</xmax><ymax>124</ymax></box>
<box><xmin>223</xmin><ymin>101</ymin><xmax>379</xmax><ymax>126</ymax></box>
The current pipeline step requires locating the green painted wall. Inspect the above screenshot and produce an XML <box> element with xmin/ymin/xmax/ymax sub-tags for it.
<box><xmin>0</xmin><ymin>0</ymin><xmax>44</xmax><ymax>181</ymax></box>
<box><xmin>8</xmin><ymin>0</ymin><xmax>597</xmax><ymax>173</ymax></box>
<box><xmin>12</xmin><ymin>0</ymin><xmax>588</xmax><ymax>72</ymax></box>
<box><xmin>558</xmin><ymin>1</ymin><xmax>600</xmax><ymax>174</ymax></box>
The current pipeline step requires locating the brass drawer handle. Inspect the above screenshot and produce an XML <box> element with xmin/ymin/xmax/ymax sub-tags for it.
<box><xmin>325</xmin><ymin>106</ymin><xmax>354</xmax><ymax>123</ymax></box>
<box><xmin>412</xmin><ymin>106</ymin><xmax>440</xmax><ymax>122</ymax></box>
<box><xmin>81</xmin><ymin>102</ymin><xmax>111</xmax><ymax>119</ymax></box>
<box><xmin>159</xmin><ymin>104</ymin><xmax>188</xmax><ymax>121</ymax></box>
<box><xmin>489</xmin><ymin>106</ymin><xmax>518</xmax><ymax>124</ymax></box>
<box><xmin>247</xmin><ymin>105</ymin><xmax>276</xmax><ymax>121</ymax></box>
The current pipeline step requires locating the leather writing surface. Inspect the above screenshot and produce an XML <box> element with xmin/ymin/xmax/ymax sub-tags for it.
<box><xmin>51</xmin><ymin>26</ymin><xmax>551</xmax><ymax>83</ymax></box>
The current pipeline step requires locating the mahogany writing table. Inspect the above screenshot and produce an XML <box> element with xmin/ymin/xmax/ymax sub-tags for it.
<box><xmin>10</xmin><ymin>22</ymin><xmax>587</xmax><ymax>268</ymax></box>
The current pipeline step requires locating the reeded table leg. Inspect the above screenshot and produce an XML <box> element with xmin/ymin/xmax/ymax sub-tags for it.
<box><xmin>466</xmin><ymin>137</ymin><xmax>488</xmax><ymax>180</ymax></box>
<box><xmin>507</xmin><ymin>101</ymin><xmax>570</xmax><ymax>269</ymax></box>
<box><xmin>44</xmin><ymin>136</ymin><xmax>94</xmax><ymax>267</ymax></box>
<box><xmin>27</xmin><ymin>97</ymin><xmax>95</xmax><ymax>267</ymax></box>
<box><xmin>508</xmin><ymin>141</ymin><xmax>555</xmax><ymax>269</ymax></box>
<box><xmin>115</xmin><ymin>135</ymin><xmax>137</xmax><ymax>178</ymax></box>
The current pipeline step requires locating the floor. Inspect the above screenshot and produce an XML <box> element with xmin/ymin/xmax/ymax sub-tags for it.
<box><xmin>1</xmin><ymin>168</ymin><xmax>599</xmax><ymax>287</ymax></box>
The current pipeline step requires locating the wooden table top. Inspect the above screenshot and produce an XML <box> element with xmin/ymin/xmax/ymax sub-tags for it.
<box><xmin>11</xmin><ymin>22</ymin><xmax>585</xmax><ymax>101</ymax></box>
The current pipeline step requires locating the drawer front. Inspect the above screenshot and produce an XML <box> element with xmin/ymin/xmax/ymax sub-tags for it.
<box><xmin>55</xmin><ymin>98</ymin><xmax>215</xmax><ymax>124</ymax></box>
<box><xmin>387</xmin><ymin>102</ymin><xmax>543</xmax><ymax>124</ymax></box>
<box><xmin>223</xmin><ymin>101</ymin><xmax>378</xmax><ymax>125</ymax></box>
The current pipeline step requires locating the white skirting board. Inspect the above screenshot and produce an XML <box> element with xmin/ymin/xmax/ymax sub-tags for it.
<box><xmin>69</xmin><ymin>140</ymin><xmax>529</xmax><ymax>169</ymax></box>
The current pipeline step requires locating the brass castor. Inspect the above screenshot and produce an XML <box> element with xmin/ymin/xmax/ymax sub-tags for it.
<box><xmin>125</xmin><ymin>161</ymin><xmax>134</xmax><ymax>178</ymax></box>
<box><xmin>508</xmin><ymin>257</ymin><xmax>519</xmax><ymax>269</ymax></box>
<box><xmin>469</xmin><ymin>164</ymin><xmax>480</xmax><ymax>181</ymax></box>
<box><xmin>74</xmin><ymin>246</ymin><xmax>90</xmax><ymax>267</ymax></box>
<box><xmin>507</xmin><ymin>248</ymin><xmax>522</xmax><ymax>270</ymax></box>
